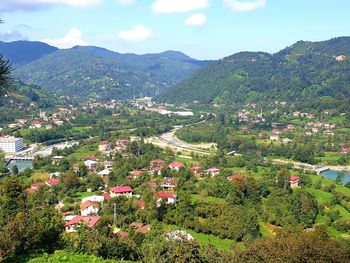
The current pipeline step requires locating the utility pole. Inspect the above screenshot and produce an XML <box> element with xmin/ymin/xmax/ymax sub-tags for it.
<box><xmin>113</xmin><ymin>203</ymin><xmax>117</xmax><ymax>225</ymax></box>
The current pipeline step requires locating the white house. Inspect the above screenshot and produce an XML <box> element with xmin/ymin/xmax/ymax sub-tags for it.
<box><xmin>156</xmin><ymin>192</ymin><xmax>176</xmax><ymax>206</ymax></box>
<box><xmin>80</xmin><ymin>201</ymin><xmax>100</xmax><ymax>216</ymax></box>
<box><xmin>97</xmin><ymin>169</ymin><xmax>111</xmax><ymax>176</ymax></box>
<box><xmin>83</xmin><ymin>160</ymin><xmax>98</xmax><ymax>171</ymax></box>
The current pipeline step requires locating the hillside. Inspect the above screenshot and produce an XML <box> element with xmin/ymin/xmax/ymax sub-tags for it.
<box><xmin>0</xmin><ymin>41</ymin><xmax>208</xmax><ymax>101</ymax></box>
<box><xmin>0</xmin><ymin>41</ymin><xmax>58</xmax><ymax>65</ymax></box>
<box><xmin>156</xmin><ymin>37</ymin><xmax>350</xmax><ymax>112</ymax></box>
<box><xmin>0</xmin><ymin>80</ymin><xmax>61</xmax><ymax>125</ymax></box>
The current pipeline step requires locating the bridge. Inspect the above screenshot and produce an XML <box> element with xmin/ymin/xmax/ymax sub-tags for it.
<box><xmin>5</xmin><ymin>155</ymin><xmax>35</xmax><ymax>164</ymax></box>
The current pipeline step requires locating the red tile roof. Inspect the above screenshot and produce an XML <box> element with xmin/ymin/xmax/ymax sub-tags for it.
<box><xmin>169</xmin><ymin>162</ymin><xmax>184</xmax><ymax>168</ymax></box>
<box><xmin>110</xmin><ymin>186</ymin><xmax>133</xmax><ymax>193</ymax></box>
<box><xmin>103</xmin><ymin>193</ymin><xmax>111</xmax><ymax>200</ymax></box>
<box><xmin>31</xmin><ymin>182</ymin><xmax>42</xmax><ymax>189</ymax></box>
<box><xmin>290</xmin><ymin>176</ymin><xmax>299</xmax><ymax>182</ymax></box>
<box><xmin>150</xmin><ymin>159</ymin><xmax>164</xmax><ymax>164</ymax></box>
<box><xmin>80</xmin><ymin>200</ymin><xmax>100</xmax><ymax>210</ymax></box>
<box><xmin>46</xmin><ymin>178</ymin><xmax>60</xmax><ymax>186</ymax></box>
<box><xmin>157</xmin><ymin>191</ymin><xmax>176</xmax><ymax>199</ymax></box>
<box><xmin>65</xmin><ymin>216</ymin><xmax>101</xmax><ymax>228</ymax></box>
<box><xmin>99</xmin><ymin>141</ymin><xmax>110</xmax><ymax>145</ymax></box>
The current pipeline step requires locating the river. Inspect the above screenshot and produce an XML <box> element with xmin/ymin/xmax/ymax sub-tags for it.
<box><xmin>321</xmin><ymin>170</ymin><xmax>350</xmax><ymax>184</ymax></box>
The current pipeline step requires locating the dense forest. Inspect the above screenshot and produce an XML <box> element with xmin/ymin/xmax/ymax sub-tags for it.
<box><xmin>156</xmin><ymin>37</ymin><xmax>350</xmax><ymax>113</ymax></box>
<box><xmin>0</xmin><ymin>41</ymin><xmax>208</xmax><ymax>101</ymax></box>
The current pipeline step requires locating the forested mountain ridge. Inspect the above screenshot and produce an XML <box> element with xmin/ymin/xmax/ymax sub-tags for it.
<box><xmin>155</xmin><ymin>37</ymin><xmax>350</xmax><ymax>112</ymax></box>
<box><xmin>0</xmin><ymin>41</ymin><xmax>208</xmax><ymax>101</ymax></box>
<box><xmin>0</xmin><ymin>41</ymin><xmax>58</xmax><ymax>65</ymax></box>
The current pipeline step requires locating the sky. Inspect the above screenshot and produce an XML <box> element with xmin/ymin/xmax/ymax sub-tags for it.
<box><xmin>0</xmin><ymin>0</ymin><xmax>350</xmax><ymax>60</ymax></box>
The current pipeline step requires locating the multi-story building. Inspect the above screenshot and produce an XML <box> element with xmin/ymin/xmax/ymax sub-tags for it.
<box><xmin>0</xmin><ymin>137</ymin><xmax>24</xmax><ymax>153</ymax></box>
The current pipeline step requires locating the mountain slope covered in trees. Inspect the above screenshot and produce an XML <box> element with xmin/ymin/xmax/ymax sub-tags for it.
<box><xmin>0</xmin><ymin>41</ymin><xmax>208</xmax><ymax>101</ymax></box>
<box><xmin>156</xmin><ymin>37</ymin><xmax>350</xmax><ymax>112</ymax></box>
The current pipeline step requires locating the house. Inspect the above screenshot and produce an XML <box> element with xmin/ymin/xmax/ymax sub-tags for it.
<box><xmin>130</xmin><ymin>222</ymin><xmax>151</xmax><ymax>234</ymax></box>
<box><xmin>157</xmin><ymin>192</ymin><xmax>176</xmax><ymax>205</ymax></box>
<box><xmin>65</xmin><ymin>216</ymin><xmax>101</xmax><ymax>233</ymax></box>
<box><xmin>97</xmin><ymin>169</ymin><xmax>111</xmax><ymax>176</ymax></box>
<box><xmin>116</xmin><ymin>139</ymin><xmax>129</xmax><ymax>151</ymax></box>
<box><xmin>204</xmin><ymin>168</ymin><xmax>220</xmax><ymax>176</ymax></box>
<box><xmin>104</xmin><ymin>161</ymin><xmax>113</xmax><ymax>169</ymax></box>
<box><xmin>148</xmin><ymin>180</ymin><xmax>158</xmax><ymax>190</ymax></box>
<box><xmin>169</xmin><ymin>162</ymin><xmax>184</xmax><ymax>171</ymax></box>
<box><xmin>33</xmin><ymin>121</ymin><xmax>42</xmax><ymax>128</ymax></box>
<box><xmin>109</xmin><ymin>186</ymin><xmax>133</xmax><ymax>198</ymax></box>
<box><xmin>150</xmin><ymin>159</ymin><xmax>165</xmax><ymax>167</ymax></box>
<box><xmin>46</xmin><ymin>178</ymin><xmax>60</xmax><ymax>187</ymax></box>
<box><xmin>191</xmin><ymin>166</ymin><xmax>202</xmax><ymax>176</ymax></box>
<box><xmin>52</xmin><ymin>156</ymin><xmax>64</xmax><ymax>165</ymax></box>
<box><xmin>103</xmin><ymin>193</ymin><xmax>111</xmax><ymax>200</ymax></box>
<box><xmin>82</xmin><ymin>195</ymin><xmax>105</xmax><ymax>203</ymax></box>
<box><xmin>128</xmin><ymin>169</ymin><xmax>148</xmax><ymax>180</ymax></box>
<box><xmin>151</xmin><ymin>166</ymin><xmax>164</xmax><ymax>176</ymax></box>
<box><xmin>72</xmin><ymin>163</ymin><xmax>80</xmax><ymax>173</ymax></box>
<box><xmin>282</xmin><ymin>138</ymin><xmax>293</xmax><ymax>144</ymax></box>
<box><xmin>270</xmin><ymin>135</ymin><xmax>280</xmax><ymax>141</ymax></box>
<box><xmin>80</xmin><ymin>201</ymin><xmax>100</xmax><ymax>216</ymax></box>
<box><xmin>98</xmin><ymin>141</ymin><xmax>110</xmax><ymax>152</ymax></box>
<box><xmin>341</xmin><ymin>148</ymin><xmax>350</xmax><ymax>155</ymax></box>
<box><xmin>290</xmin><ymin>176</ymin><xmax>300</xmax><ymax>188</ymax></box>
<box><xmin>272</xmin><ymin>129</ymin><xmax>281</xmax><ymax>135</ymax></box>
<box><xmin>83</xmin><ymin>160</ymin><xmax>98</xmax><ymax>171</ymax></box>
<box><xmin>31</xmin><ymin>183</ymin><xmax>42</xmax><ymax>190</ymax></box>
<box><xmin>161</xmin><ymin>177</ymin><xmax>177</xmax><ymax>191</ymax></box>
<box><xmin>136</xmin><ymin>201</ymin><xmax>146</xmax><ymax>210</ymax></box>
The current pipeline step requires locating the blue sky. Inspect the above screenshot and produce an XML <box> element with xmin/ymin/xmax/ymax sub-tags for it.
<box><xmin>0</xmin><ymin>0</ymin><xmax>349</xmax><ymax>59</ymax></box>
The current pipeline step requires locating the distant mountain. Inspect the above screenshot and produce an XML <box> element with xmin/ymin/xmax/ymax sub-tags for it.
<box><xmin>1</xmin><ymin>41</ymin><xmax>209</xmax><ymax>101</ymax></box>
<box><xmin>0</xmin><ymin>41</ymin><xmax>58</xmax><ymax>64</ymax></box>
<box><xmin>156</xmin><ymin>37</ymin><xmax>350</xmax><ymax>112</ymax></box>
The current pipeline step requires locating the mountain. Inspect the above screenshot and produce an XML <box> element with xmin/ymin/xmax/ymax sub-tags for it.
<box><xmin>0</xmin><ymin>41</ymin><xmax>58</xmax><ymax>64</ymax></box>
<box><xmin>156</xmin><ymin>37</ymin><xmax>350</xmax><ymax>112</ymax></box>
<box><xmin>0</xmin><ymin>41</ymin><xmax>208</xmax><ymax>101</ymax></box>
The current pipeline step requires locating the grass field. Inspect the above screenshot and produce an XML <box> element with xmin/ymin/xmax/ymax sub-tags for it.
<box><xmin>175</xmin><ymin>156</ymin><xmax>199</xmax><ymax>165</ymax></box>
<box><xmin>167</xmin><ymin>224</ymin><xmax>236</xmax><ymax>251</ymax></box>
<box><xmin>191</xmin><ymin>194</ymin><xmax>227</xmax><ymax>204</ymax></box>
<box><xmin>305</xmin><ymin>187</ymin><xmax>333</xmax><ymax>206</ymax></box>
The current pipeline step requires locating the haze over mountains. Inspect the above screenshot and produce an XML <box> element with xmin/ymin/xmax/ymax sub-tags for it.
<box><xmin>156</xmin><ymin>37</ymin><xmax>350</xmax><ymax>112</ymax></box>
<box><xmin>0</xmin><ymin>41</ymin><xmax>208</xmax><ymax>101</ymax></box>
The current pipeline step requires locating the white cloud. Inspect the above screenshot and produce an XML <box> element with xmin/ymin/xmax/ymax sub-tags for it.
<box><xmin>152</xmin><ymin>0</ymin><xmax>209</xmax><ymax>13</ymax></box>
<box><xmin>118</xmin><ymin>25</ymin><xmax>153</xmax><ymax>42</ymax></box>
<box><xmin>117</xmin><ymin>0</ymin><xmax>136</xmax><ymax>5</ymax></box>
<box><xmin>0</xmin><ymin>0</ymin><xmax>103</xmax><ymax>12</ymax></box>
<box><xmin>223</xmin><ymin>0</ymin><xmax>266</xmax><ymax>12</ymax></box>
<box><xmin>185</xmin><ymin>13</ymin><xmax>207</xmax><ymax>26</ymax></box>
<box><xmin>41</xmin><ymin>27</ymin><xmax>88</xmax><ymax>49</ymax></box>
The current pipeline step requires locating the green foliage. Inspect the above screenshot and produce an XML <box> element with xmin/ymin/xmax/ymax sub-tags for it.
<box><xmin>157</xmin><ymin>37</ymin><xmax>350</xmax><ymax>115</ymax></box>
<box><xmin>11</xmin><ymin>44</ymin><xmax>207</xmax><ymax>101</ymax></box>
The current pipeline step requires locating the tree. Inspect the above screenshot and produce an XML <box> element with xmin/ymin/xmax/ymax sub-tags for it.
<box><xmin>11</xmin><ymin>165</ymin><xmax>19</xmax><ymax>175</ymax></box>
<box><xmin>0</xmin><ymin>19</ymin><xmax>12</xmax><ymax>96</ymax></box>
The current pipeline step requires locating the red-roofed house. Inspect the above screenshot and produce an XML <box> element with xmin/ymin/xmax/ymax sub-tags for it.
<box><xmin>136</xmin><ymin>200</ymin><xmax>145</xmax><ymax>210</ymax></box>
<box><xmin>128</xmin><ymin>169</ymin><xmax>148</xmax><ymax>180</ymax></box>
<box><xmin>191</xmin><ymin>166</ymin><xmax>202</xmax><ymax>176</ymax></box>
<box><xmin>151</xmin><ymin>166</ymin><xmax>165</xmax><ymax>176</ymax></box>
<box><xmin>46</xmin><ymin>178</ymin><xmax>60</xmax><ymax>187</ymax></box>
<box><xmin>290</xmin><ymin>176</ymin><xmax>300</xmax><ymax>188</ymax></box>
<box><xmin>157</xmin><ymin>191</ymin><xmax>176</xmax><ymax>205</ymax></box>
<box><xmin>65</xmin><ymin>216</ymin><xmax>101</xmax><ymax>232</ymax></box>
<box><xmin>109</xmin><ymin>186</ymin><xmax>133</xmax><ymax>198</ymax></box>
<box><xmin>98</xmin><ymin>141</ymin><xmax>110</xmax><ymax>152</ymax></box>
<box><xmin>150</xmin><ymin>159</ymin><xmax>165</xmax><ymax>167</ymax></box>
<box><xmin>341</xmin><ymin>148</ymin><xmax>350</xmax><ymax>155</ymax></box>
<box><xmin>169</xmin><ymin>162</ymin><xmax>184</xmax><ymax>171</ymax></box>
<box><xmin>31</xmin><ymin>182</ymin><xmax>42</xmax><ymax>190</ymax></box>
<box><xmin>80</xmin><ymin>201</ymin><xmax>100</xmax><ymax>216</ymax></box>
<box><xmin>103</xmin><ymin>193</ymin><xmax>111</xmax><ymax>200</ymax></box>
